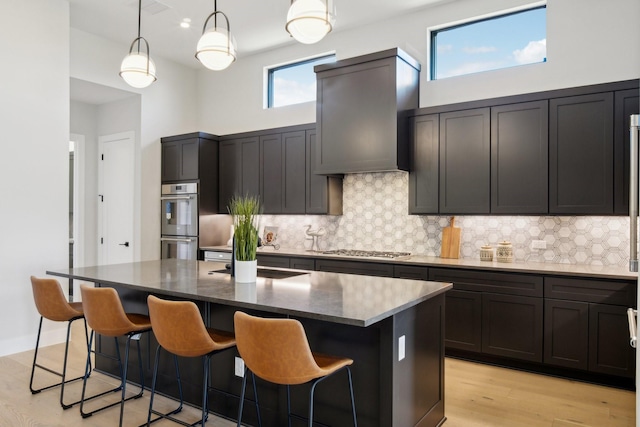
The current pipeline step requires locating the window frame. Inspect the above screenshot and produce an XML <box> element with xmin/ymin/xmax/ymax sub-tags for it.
<box><xmin>427</xmin><ymin>2</ymin><xmax>547</xmax><ymax>81</ymax></box>
<box><xmin>265</xmin><ymin>53</ymin><xmax>336</xmax><ymax>109</ymax></box>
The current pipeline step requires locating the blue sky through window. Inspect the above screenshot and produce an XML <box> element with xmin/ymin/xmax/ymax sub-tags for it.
<box><xmin>432</xmin><ymin>7</ymin><xmax>546</xmax><ymax>79</ymax></box>
<box><xmin>270</xmin><ymin>54</ymin><xmax>336</xmax><ymax>108</ymax></box>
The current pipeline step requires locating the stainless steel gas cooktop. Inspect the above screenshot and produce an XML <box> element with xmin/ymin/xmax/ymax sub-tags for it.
<box><xmin>322</xmin><ymin>249</ymin><xmax>411</xmax><ymax>259</ymax></box>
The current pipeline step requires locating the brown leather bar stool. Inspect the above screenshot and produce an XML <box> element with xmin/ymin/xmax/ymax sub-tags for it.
<box><xmin>234</xmin><ymin>311</ymin><xmax>358</xmax><ymax>427</ymax></box>
<box><xmin>145</xmin><ymin>295</ymin><xmax>237</xmax><ymax>427</ymax></box>
<box><xmin>79</xmin><ymin>284</ymin><xmax>152</xmax><ymax>427</ymax></box>
<box><xmin>29</xmin><ymin>276</ymin><xmax>90</xmax><ymax>409</ymax></box>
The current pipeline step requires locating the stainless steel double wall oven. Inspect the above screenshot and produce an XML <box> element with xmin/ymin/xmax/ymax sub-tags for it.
<box><xmin>160</xmin><ymin>182</ymin><xmax>198</xmax><ymax>260</ymax></box>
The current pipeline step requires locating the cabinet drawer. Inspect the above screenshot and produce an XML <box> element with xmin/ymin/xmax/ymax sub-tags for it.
<box><xmin>316</xmin><ymin>259</ymin><xmax>394</xmax><ymax>277</ymax></box>
<box><xmin>256</xmin><ymin>254</ymin><xmax>290</xmax><ymax>268</ymax></box>
<box><xmin>428</xmin><ymin>268</ymin><xmax>542</xmax><ymax>297</ymax></box>
<box><xmin>394</xmin><ymin>265</ymin><xmax>429</xmax><ymax>280</ymax></box>
<box><xmin>544</xmin><ymin>276</ymin><xmax>636</xmax><ymax>306</ymax></box>
<box><xmin>289</xmin><ymin>257</ymin><xmax>315</xmax><ymax>271</ymax></box>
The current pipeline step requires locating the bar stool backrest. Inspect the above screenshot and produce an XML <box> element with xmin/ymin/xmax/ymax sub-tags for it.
<box><xmin>147</xmin><ymin>295</ymin><xmax>219</xmax><ymax>357</ymax></box>
<box><xmin>80</xmin><ymin>285</ymin><xmax>138</xmax><ymax>337</ymax></box>
<box><xmin>31</xmin><ymin>276</ymin><xmax>82</xmax><ymax>322</ymax></box>
<box><xmin>233</xmin><ymin>311</ymin><xmax>324</xmax><ymax>385</ymax></box>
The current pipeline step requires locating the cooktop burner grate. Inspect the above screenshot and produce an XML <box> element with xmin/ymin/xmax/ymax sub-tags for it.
<box><xmin>322</xmin><ymin>249</ymin><xmax>411</xmax><ymax>259</ymax></box>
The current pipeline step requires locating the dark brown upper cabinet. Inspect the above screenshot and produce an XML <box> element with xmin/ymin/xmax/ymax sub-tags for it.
<box><xmin>408</xmin><ymin>114</ymin><xmax>439</xmax><ymax>214</ymax></box>
<box><xmin>218</xmin><ymin>136</ymin><xmax>260</xmax><ymax>211</ymax></box>
<box><xmin>439</xmin><ymin>108</ymin><xmax>491</xmax><ymax>214</ymax></box>
<box><xmin>219</xmin><ymin>124</ymin><xmax>342</xmax><ymax>215</ymax></box>
<box><xmin>314</xmin><ymin>48</ymin><xmax>420</xmax><ymax>174</ymax></box>
<box><xmin>491</xmin><ymin>101</ymin><xmax>549</xmax><ymax>214</ymax></box>
<box><xmin>260</xmin><ymin>131</ymin><xmax>307</xmax><ymax>214</ymax></box>
<box><xmin>614</xmin><ymin>88</ymin><xmax>640</xmax><ymax>214</ymax></box>
<box><xmin>549</xmin><ymin>92</ymin><xmax>614</xmax><ymax>214</ymax></box>
<box><xmin>161</xmin><ymin>132</ymin><xmax>219</xmax><ymax>214</ymax></box>
<box><xmin>306</xmin><ymin>129</ymin><xmax>343</xmax><ymax>215</ymax></box>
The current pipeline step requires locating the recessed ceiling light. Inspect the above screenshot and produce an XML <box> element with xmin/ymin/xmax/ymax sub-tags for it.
<box><xmin>180</xmin><ymin>18</ymin><xmax>191</xmax><ymax>28</ymax></box>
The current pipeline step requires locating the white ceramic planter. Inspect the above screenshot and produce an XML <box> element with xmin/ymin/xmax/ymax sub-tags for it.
<box><xmin>234</xmin><ymin>259</ymin><xmax>257</xmax><ymax>283</ymax></box>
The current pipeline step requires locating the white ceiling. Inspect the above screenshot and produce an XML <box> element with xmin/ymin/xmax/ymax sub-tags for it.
<box><xmin>69</xmin><ymin>0</ymin><xmax>449</xmax><ymax>69</ymax></box>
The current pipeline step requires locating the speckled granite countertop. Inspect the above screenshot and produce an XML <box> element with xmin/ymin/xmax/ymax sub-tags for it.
<box><xmin>201</xmin><ymin>246</ymin><xmax>638</xmax><ymax>281</ymax></box>
<box><xmin>47</xmin><ymin>259</ymin><xmax>452</xmax><ymax>327</ymax></box>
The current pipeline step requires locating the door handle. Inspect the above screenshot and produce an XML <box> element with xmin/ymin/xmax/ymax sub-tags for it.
<box><xmin>119</xmin><ymin>242</ymin><xmax>130</xmax><ymax>247</ymax></box>
<box><xmin>627</xmin><ymin>308</ymin><xmax>637</xmax><ymax>349</ymax></box>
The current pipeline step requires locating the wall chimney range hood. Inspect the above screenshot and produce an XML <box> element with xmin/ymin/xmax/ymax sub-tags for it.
<box><xmin>314</xmin><ymin>48</ymin><xmax>421</xmax><ymax>175</ymax></box>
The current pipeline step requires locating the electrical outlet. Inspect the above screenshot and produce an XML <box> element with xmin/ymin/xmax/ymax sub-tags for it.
<box><xmin>234</xmin><ymin>356</ymin><xmax>245</xmax><ymax>377</ymax></box>
<box><xmin>398</xmin><ymin>335</ymin><xmax>405</xmax><ymax>361</ymax></box>
<box><xmin>531</xmin><ymin>240</ymin><xmax>547</xmax><ymax>250</ymax></box>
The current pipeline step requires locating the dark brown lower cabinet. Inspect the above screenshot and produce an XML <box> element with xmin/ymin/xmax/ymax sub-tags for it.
<box><xmin>589</xmin><ymin>304</ymin><xmax>635</xmax><ymax>378</ymax></box>
<box><xmin>445</xmin><ymin>289</ymin><xmax>482</xmax><ymax>352</ymax></box>
<box><xmin>544</xmin><ymin>299</ymin><xmax>589</xmax><ymax>370</ymax></box>
<box><xmin>544</xmin><ymin>300</ymin><xmax>635</xmax><ymax>378</ymax></box>
<box><xmin>481</xmin><ymin>293</ymin><xmax>543</xmax><ymax>362</ymax></box>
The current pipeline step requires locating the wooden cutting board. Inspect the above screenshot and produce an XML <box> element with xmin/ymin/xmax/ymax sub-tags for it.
<box><xmin>440</xmin><ymin>216</ymin><xmax>461</xmax><ymax>259</ymax></box>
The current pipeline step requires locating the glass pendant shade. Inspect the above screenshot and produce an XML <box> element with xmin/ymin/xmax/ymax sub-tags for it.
<box><xmin>120</xmin><ymin>52</ymin><xmax>157</xmax><ymax>88</ymax></box>
<box><xmin>196</xmin><ymin>27</ymin><xmax>237</xmax><ymax>71</ymax></box>
<box><xmin>286</xmin><ymin>0</ymin><xmax>335</xmax><ymax>44</ymax></box>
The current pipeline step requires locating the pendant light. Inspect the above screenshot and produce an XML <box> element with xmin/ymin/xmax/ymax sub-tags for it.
<box><xmin>196</xmin><ymin>0</ymin><xmax>237</xmax><ymax>71</ymax></box>
<box><xmin>119</xmin><ymin>0</ymin><xmax>157</xmax><ymax>88</ymax></box>
<box><xmin>285</xmin><ymin>0</ymin><xmax>335</xmax><ymax>44</ymax></box>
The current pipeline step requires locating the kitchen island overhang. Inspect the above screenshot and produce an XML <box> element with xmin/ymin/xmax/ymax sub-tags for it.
<box><xmin>47</xmin><ymin>259</ymin><xmax>452</xmax><ymax>427</ymax></box>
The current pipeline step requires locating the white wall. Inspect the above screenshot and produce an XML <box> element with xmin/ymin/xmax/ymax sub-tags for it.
<box><xmin>0</xmin><ymin>0</ymin><xmax>70</xmax><ymax>356</ymax></box>
<box><xmin>70</xmin><ymin>100</ymin><xmax>98</xmax><ymax>267</ymax></box>
<box><xmin>70</xmin><ymin>28</ymin><xmax>199</xmax><ymax>261</ymax></box>
<box><xmin>197</xmin><ymin>0</ymin><xmax>640</xmax><ymax>134</ymax></box>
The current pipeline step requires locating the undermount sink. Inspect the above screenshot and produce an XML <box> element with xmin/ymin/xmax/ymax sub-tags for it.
<box><xmin>209</xmin><ymin>268</ymin><xmax>308</xmax><ymax>280</ymax></box>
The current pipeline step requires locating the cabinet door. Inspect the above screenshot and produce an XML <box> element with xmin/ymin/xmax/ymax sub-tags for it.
<box><xmin>260</xmin><ymin>134</ymin><xmax>283</xmax><ymax>214</ymax></box>
<box><xmin>240</xmin><ymin>137</ymin><xmax>260</xmax><ymax>198</ymax></box>
<box><xmin>481</xmin><ymin>293</ymin><xmax>543</xmax><ymax>362</ymax></box>
<box><xmin>491</xmin><ymin>101</ymin><xmax>548</xmax><ymax>214</ymax></box>
<box><xmin>589</xmin><ymin>304</ymin><xmax>635</xmax><ymax>378</ymax></box>
<box><xmin>439</xmin><ymin>108</ymin><xmax>490</xmax><ymax>213</ymax></box>
<box><xmin>282</xmin><ymin>131</ymin><xmax>306</xmax><ymax>213</ymax></box>
<box><xmin>306</xmin><ymin>129</ymin><xmax>343</xmax><ymax>215</ymax></box>
<box><xmin>306</xmin><ymin>129</ymin><xmax>327</xmax><ymax>213</ymax></box>
<box><xmin>549</xmin><ymin>93</ymin><xmax>614</xmax><ymax>214</ymax></box>
<box><xmin>218</xmin><ymin>140</ymin><xmax>240</xmax><ymax>210</ymax></box>
<box><xmin>161</xmin><ymin>138</ymin><xmax>199</xmax><ymax>182</ymax></box>
<box><xmin>409</xmin><ymin>114</ymin><xmax>439</xmax><ymax>214</ymax></box>
<box><xmin>544</xmin><ymin>299</ymin><xmax>589</xmax><ymax>370</ymax></box>
<box><xmin>613</xmin><ymin>89</ymin><xmax>640</xmax><ymax>214</ymax></box>
<box><xmin>445</xmin><ymin>289</ymin><xmax>482</xmax><ymax>352</ymax></box>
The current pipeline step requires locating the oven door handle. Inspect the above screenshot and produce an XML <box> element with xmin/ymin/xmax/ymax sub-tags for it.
<box><xmin>161</xmin><ymin>237</ymin><xmax>195</xmax><ymax>243</ymax></box>
<box><xmin>161</xmin><ymin>195</ymin><xmax>194</xmax><ymax>201</ymax></box>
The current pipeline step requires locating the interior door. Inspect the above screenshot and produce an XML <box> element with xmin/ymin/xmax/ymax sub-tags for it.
<box><xmin>98</xmin><ymin>131</ymin><xmax>135</xmax><ymax>265</ymax></box>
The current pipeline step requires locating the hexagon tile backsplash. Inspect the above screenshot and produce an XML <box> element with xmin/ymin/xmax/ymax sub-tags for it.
<box><xmin>259</xmin><ymin>172</ymin><xmax>631</xmax><ymax>267</ymax></box>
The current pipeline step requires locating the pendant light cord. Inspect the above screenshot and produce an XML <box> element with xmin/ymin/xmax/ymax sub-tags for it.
<box><xmin>214</xmin><ymin>0</ymin><xmax>218</xmax><ymax>28</ymax></box>
<box><xmin>137</xmin><ymin>0</ymin><xmax>142</xmax><ymax>53</ymax></box>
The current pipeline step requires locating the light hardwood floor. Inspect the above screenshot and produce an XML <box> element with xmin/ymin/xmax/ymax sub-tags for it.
<box><xmin>3</xmin><ymin>321</ymin><xmax>635</xmax><ymax>427</ymax></box>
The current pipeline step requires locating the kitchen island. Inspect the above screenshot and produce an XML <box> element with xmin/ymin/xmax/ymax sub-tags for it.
<box><xmin>47</xmin><ymin>259</ymin><xmax>452</xmax><ymax>427</ymax></box>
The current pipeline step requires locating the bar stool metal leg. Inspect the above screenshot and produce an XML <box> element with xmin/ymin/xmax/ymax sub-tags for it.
<box><xmin>80</xmin><ymin>331</ymin><xmax>147</xmax><ymax>426</ymax></box>
<box><xmin>29</xmin><ymin>315</ymin><xmax>90</xmax><ymax>409</ymax></box>
<box><xmin>145</xmin><ymin>345</ymin><xmax>184</xmax><ymax>427</ymax></box>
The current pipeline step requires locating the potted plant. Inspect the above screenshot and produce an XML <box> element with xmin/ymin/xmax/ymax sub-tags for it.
<box><xmin>228</xmin><ymin>195</ymin><xmax>261</xmax><ymax>283</ymax></box>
